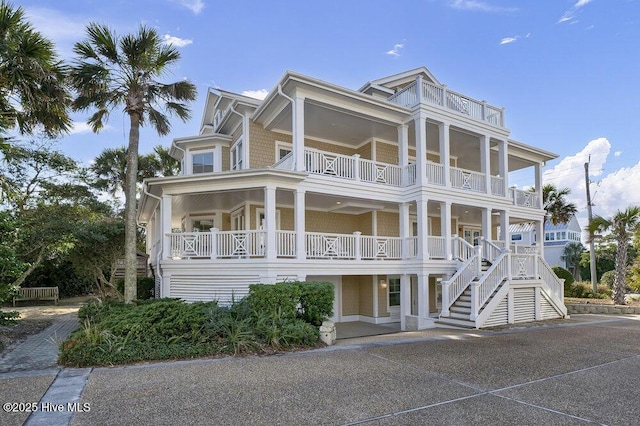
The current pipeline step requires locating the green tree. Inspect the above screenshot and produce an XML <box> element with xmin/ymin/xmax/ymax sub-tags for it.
<box><xmin>542</xmin><ymin>183</ymin><xmax>578</xmax><ymax>225</ymax></box>
<box><xmin>589</xmin><ymin>206</ymin><xmax>640</xmax><ymax>304</ymax></box>
<box><xmin>0</xmin><ymin>1</ymin><xmax>71</xmax><ymax>137</ymax></box>
<box><xmin>561</xmin><ymin>242</ymin><xmax>585</xmax><ymax>281</ymax></box>
<box><xmin>151</xmin><ymin>144</ymin><xmax>180</xmax><ymax>176</ymax></box>
<box><xmin>579</xmin><ymin>243</ymin><xmax>637</xmax><ymax>282</ymax></box>
<box><xmin>90</xmin><ymin>147</ymin><xmax>161</xmax><ymax>199</ymax></box>
<box><xmin>69</xmin><ymin>24</ymin><xmax>196</xmax><ymax>303</ymax></box>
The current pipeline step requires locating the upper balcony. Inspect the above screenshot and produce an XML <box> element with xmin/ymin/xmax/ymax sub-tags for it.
<box><xmin>387</xmin><ymin>79</ymin><xmax>505</xmax><ymax>129</ymax></box>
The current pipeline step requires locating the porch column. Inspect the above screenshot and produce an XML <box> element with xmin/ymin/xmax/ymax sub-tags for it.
<box><xmin>499</xmin><ymin>210</ymin><xmax>510</xmax><ymax>242</ymax></box>
<box><xmin>265</xmin><ymin>185</ymin><xmax>277</xmax><ymax>260</ymax></box>
<box><xmin>161</xmin><ymin>195</ymin><xmax>172</xmax><ymax>259</ymax></box>
<box><xmin>295</xmin><ymin>189</ymin><xmax>306</xmax><ymax>260</ymax></box>
<box><xmin>439</xmin><ymin>122</ymin><xmax>451</xmax><ymax>188</ymax></box>
<box><xmin>417</xmin><ymin>273</ymin><xmax>429</xmax><ymax>324</ymax></box>
<box><xmin>414</xmin><ymin>111</ymin><xmax>428</xmax><ymax>186</ymax></box>
<box><xmin>535</xmin><ymin>219</ymin><xmax>545</xmax><ymax>258</ymax></box>
<box><xmin>481</xmin><ymin>135</ymin><xmax>491</xmax><ymax>194</ymax></box>
<box><xmin>441</xmin><ymin>201</ymin><xmax>453</xmax><ymax>260</ymax></box>
<box><xmin>372</xmin><ymin>276</ymin><xmax>379</xmax><ymax>318</ymax></box>
<box><xmin>535</xmin><ymin>162</ymin><xmax>543</xmax><ymax>209</ymax></box>
<box><xmin>400</xmin><ymin>274</ymin><xmax>410</xmax><ymax>331</ymax></box>
<box><xmin>416</xmin><ymin>197</ymin><xmax>429</xmax><ymax>260</ymax></box>
<box><xmin>293</xmin><ymin>93</ymin><xmax>306</xmax><ymax>172</ymax></box>
<box><xmin>399</xmin><ymin>202</ymin><xmax>410</xmax><ymax>258</ymax></box>
<box><xmin>481</xmin><ymin>208</ymin><xmax>492</xmax><ymax>242</ymax></box>
<box><xmin>498</xmin><ymin>139</ymin><xmax>509</xmax><ymax>196</ymax></box>
<box><xmin>398</xmin><ymin>124</ymin><xmax>409</xmax><ymax>167</ymax></box>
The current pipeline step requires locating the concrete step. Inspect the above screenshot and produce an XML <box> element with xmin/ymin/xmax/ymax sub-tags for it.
<box><xmin>450</xmin><ymin>311</ymin><xmax>471</xmax><ymax>320</ymax></box>
<box><xmin>454</xmin><ymin>300</ymin><xmax>471</xmax><ymax>308</ymax></box>
<box><xmin>436</xmin><ymin>317</ymin><xmax>476</xmax><ymax>329</ymax></box>
<box><xmin>451</xmin><ymin>305</ymin><xmax>471</xmax><ymax>314</ymax></box>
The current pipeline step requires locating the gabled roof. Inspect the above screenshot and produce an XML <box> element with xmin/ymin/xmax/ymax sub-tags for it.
<box><xmin>358</xmin><ymin>66</ymin><xmax>441</xmax><ymax>93</ymax></box>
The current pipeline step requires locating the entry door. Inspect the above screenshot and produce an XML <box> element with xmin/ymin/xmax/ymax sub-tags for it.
<box><xmin>463</xmin><ymin>226</ymin><xmax>481</xmax><ymax>245</ymax></box>
<box><xmin>231</xmin><ymin>210</ymin><xmax>245</xmax><ymax>230</ymax></box>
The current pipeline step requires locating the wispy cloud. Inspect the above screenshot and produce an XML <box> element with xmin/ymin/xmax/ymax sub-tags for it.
<box><xmin>386</xmin><ymin>43</ymin><xmax>404</xmax><ymax>57</ymax></box>
<box><xmin>69</xmin><ymin>121</ymin><xmax>112</xmax><ymax>135</ymax></box>
<box><xmin>24</xmin><ymin>7</ymin><xmax>88</xmax><ymax>58</ymax></box>
<box><xmin>170</xmin><ymin>0</ymin><xmax>205</xmax><ymax>15</ymax></box>
<box><xmin>450</xmin><ymin>0</ymin><xmax>517</xmax><ymax>13</ymax></box>
<box><xmin>499</xmin><ymin>33</ymin><xmax>530</xmax><ymax>45</ymax></box>
<box><xmin>163</xmin><ymin>34</ymin><xmax>193</xmax><ymax>47</ymax></box>
<box><xmin>241</xmin><ymin>89</ymin><xmax>268</xmax><ymax>100</ymax></box>
<box><xmin>558</xmin><ymin>0</ymin><xmax>592</xmax><ymax>24</ymax></box>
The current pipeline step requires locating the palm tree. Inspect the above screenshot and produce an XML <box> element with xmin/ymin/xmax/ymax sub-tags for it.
<box><xmin>0</xmin><ymin>0</ymin><xmax>71</xmax><ymax>137</ymax></box>
<box><xmin>542</xmin><ymin>183</ymin><xmax>578</xmax><ymax>225</ymax></box>
<box><xmin>589</xmin><ymin>206</ymin><xmax>640</xmax><ymax>304</ymax></box>
<box><xmin>90</xmin><ymin>147</ymin><xmax>161</xmax><ymax>198</ymax></box>
<box><xmin>69</xmin><ymin>24</ymin><xmax>196</xmax><ymax>303</ymax></box>
<box><xmin>152</xmin><ymin>145</ymin><xmax>180</xmax><ymax>176</ymax></box>
<box><xmin>561</xmin><ymin>242</ymin><xmax>585</xmax><ymax>281</ymax></box>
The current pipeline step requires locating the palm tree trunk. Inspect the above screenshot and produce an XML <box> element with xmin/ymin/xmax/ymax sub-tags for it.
<box><xmin>123</xmin><ymin>113</ymin><xmax>141</xmax><ymax>303</ymax></box>
<box><xmin>613</xmin><ymin>238</ymin><xmax>628</xmax><ymax>305</ymax></box>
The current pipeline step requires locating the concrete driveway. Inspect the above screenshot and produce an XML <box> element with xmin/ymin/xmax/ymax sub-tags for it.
<box><xmin>2</xmin><ymin>314</ymin><xmax>640</xmax><ymax>425</ymax></box>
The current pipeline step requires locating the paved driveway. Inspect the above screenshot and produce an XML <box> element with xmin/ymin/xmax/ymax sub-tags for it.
<box><xmin>2</xmin><ymin>314</ymin><xmax>639</xmax><ymax>425</ymax></box>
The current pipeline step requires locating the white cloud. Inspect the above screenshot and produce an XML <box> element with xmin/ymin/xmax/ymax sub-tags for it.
<box><xmin>450</xmin><ymin>0</ymin><xmax>517</xmax><ymax>13</ymax></box>
<box><xmin>163</xmin><ymin>34</ymin><xmax>193</xmax><ymax>47</ymax></box>
<box><xmin>386</xmin><ymin>43</ymin><xmax>404</xmax><ymax>57</ymax></box>
<box><xmin>23</xmin><ymin>7</ymin><xmax>89</xmax><ymax>58</ymax></box>
<box><xmin>241</xmin><ymin>89</ymin><xmax>268</xmax><ymax>100</ymax></box>
<box><xmin>614</xmin><ymin>151</ymin><xmax>622</xmax><ymax>157</ymax></box>
<box><xmin>69</xmin><ymin>121</ymin><xmax>112</xmax><ymax>135</ymax></box>
<box><xmin>170</xmin><ymin>0</ymin><xmax>205</xmax><ymax>14</ymax></box>
<box><xmin>500</xmin><ymin>36</ymin><xmax>518</xmax><ymax>45</ymax></box>
<box><xmin>558</xmin><ymin>0</ymin><xmax>592</xmax><ymax>24</ymax></box>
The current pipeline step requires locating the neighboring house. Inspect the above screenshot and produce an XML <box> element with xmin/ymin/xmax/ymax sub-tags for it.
<box><xmin>509</xmin><ymin>216</ymin><xmax>582</xmax><ymax>269</ymax></box>
<box><xmin>114</xmin><ymin>251</ymin><xmax>150</xmax><ymax>279</ymax></box>
<box><xmin>138</xmin><ymin>66</ymin><xmax>567</xmax><ymax>330</ymax></box>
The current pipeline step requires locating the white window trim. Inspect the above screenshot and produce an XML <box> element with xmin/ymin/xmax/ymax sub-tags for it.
<box><xmin>255</xmin><ymin>208</ymin><xmax>281</xmax><ymax>230</ymax></box>
<box><xmin>188</xmin><ymin>147</ymin><xmax>219</xmax><ymax>174</ymax></box>
<box><xmin>387</xmin><ymin>276</ymin><xmax>401</xmax><ymax>310</ymax></box>
<box><xmin>231</xmin><ymin>136</ymin><xmax>244</xmax><ymax>171</ymax></box>
<box><xmin>275</xmin><ymin>141</ymin><xmax>293</xmax><ymax>162</ymax></box>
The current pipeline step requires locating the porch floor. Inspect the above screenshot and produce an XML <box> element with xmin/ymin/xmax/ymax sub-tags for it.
<box><xmin>335</xmin><ymin>321</ymin><xmax>401</xmax><ymax>339</ymax></box>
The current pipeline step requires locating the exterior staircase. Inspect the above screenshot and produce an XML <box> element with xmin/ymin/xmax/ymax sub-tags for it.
<box><xmin>437</xmin><ymin>260</ymin><xmax>492</xmax><ymax>328</ymax></box>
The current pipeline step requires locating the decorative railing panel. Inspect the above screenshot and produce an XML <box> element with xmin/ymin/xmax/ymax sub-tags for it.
<box><xmin>361</xmin><ymin>236</ymin><xmax>402</xmax><ymax>259</ymax></box>
<box><xmin>169</xmin><ymin>233</ymin><xmax>212</xmax><ymax>258</ymax></box>
<box><xmin>510</xmin><ymin>254</ymin><xmax>537</xmax><ymax>279</ymax></box>
<box><xmin>276</xmin><ymin>230</ymin><xmax>296</xmax><ymax>257</ymax></box>
<box><xmin>491</xmin><ymin>176</ymin><xmax>505</xmax><ymax>196</ymax></box>
<box><xmin>217</xmin><ymin>231</ymin><xmax>265</xmax><ymax>258</ymax></box>
<box><xmin>306</xmin><ymin>232</ymin><xmax>356</xmax><ymax>259</ymax></box>
<box><xmin>511</xmin><ymin>188</ymin><xmax>541</xmax><ymax>209</ymax></box>
<box><xmin>304</xmin><ymin>149</ymin><xmax>356</xmax><ymax>180</ymax></box>
<box><xmin>450</xmin><ymin>167</ymin><xmax>486</xmax><ymax>192</ymax></box>
<box><xmin>360</xmin><ymin>159</ymin><xmax>403</xmax><ymax>186</ymax></box>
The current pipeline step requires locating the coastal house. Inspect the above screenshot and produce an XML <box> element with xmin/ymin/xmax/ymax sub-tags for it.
<box><xmin>137</xmin><ymin>67</ymin><xmax>567</xmax><ymax>329</ymax></box>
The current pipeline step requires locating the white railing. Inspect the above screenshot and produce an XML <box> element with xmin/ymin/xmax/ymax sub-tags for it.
<box><xmin>361</xmin><ymin>236</ymin><xmax>402</xmax><ymax>259</ymax></box>
<box><xmin>305</xmin><ymin>149</ymin><xmax>356</xmax><ymax>179</ymax></box>
<box><xmin>217</xmin><ymin>231</ymin><xmax>265</xmax><ymax>258</ymax></box>
<box><xmin>306</xmin><ymin>232</ymin><xmax>356</xmax><ymax>259</ymax></box>
<box><xmin>510</xmin><ymin>253</ymin><xmax>537</xmax><ymax>279</ymax></box>
<box><xmin>276</xmin><ymin>230</ymin><xmax>296</xmax><ymax>257</ymax></box>
<box><xmin>387</xmin><ymin>80</ymin><xmax>505</xmax><ymax>128</ymax></box>
<box><xmin>471</xmin><ymin>253</ymin><xmax>509</xmax><ymax>319</ymax></box>
<box><xmin>510</xmin><ymin>188</ymin><xmax>541</xmax><ymax>209</ymax></box>
<box><xmin>538</xmin><ymin>257</ymin><xmax>565</xmax><ymax>304</ymax></box>
<box><xmin>425</xmin><ymin>161</ymin><xmax>445</xmax><ymax>186</ymax></box>
<box><xmin>273</xmin><ymin>151</ymin><xmax>293</xmax><ymax>170</ymax></box>
<box><xmin>406</xmin><ymin>236</ymin><xmax>418</xmax><ymax>259</ymax></box>
<box><xmin>427</xmin><ymin>236</ymin><xmax>446</xmax><ymax>259</ymax></box>
<box><xmin>360</xmin><ymin>158</ymin><xmax>403</xmax><ymax>186</ymax></box>
<box><xmin>441</xmin><ymin>250</ymin><xmax>479</xmax><ymax>316</ymax></box>
<box><xmin>169</xmin><ymin>233</ymin><xmax>212</xmax><ymax>258</ymax></box>
<box><xmin>452</xmin><ymin>236</ymin><xmax>475</xmax><ymax>261</ymax></box>
<box><xmin>510</xmin><ymin>244</ymin><xmax>539</xmax><ymax>255</ymax></box>
<box><xmin>404</xmin><ymin>163</ymin><xmax>417</xmax><ymax>186</ymax></box>
<box><xmin>479</xmin><ymin>238</ymin><xmax>504</xmax><ymax>262</ymax></box>
<box><xmin>450</xmin><ymin>167</ymin><xmax>486</xmax><ymax>192</ymax></box>
<box><xmin>491</xmin><ymin>176</ymin><xmax>505</xmax><ymax>196</ymax></box>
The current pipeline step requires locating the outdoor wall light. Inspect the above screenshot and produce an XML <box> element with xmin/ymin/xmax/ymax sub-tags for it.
<box><xmin>380</xmin><ymin>279</ymin><xmax>387</xmax><ymax>288</ymax></box>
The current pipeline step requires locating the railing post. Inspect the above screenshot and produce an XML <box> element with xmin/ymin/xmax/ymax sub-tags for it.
<box><xmin>534</xmin><ymin>254</ymin><xmax>539</xmax><ymax>278</ymax></box>
<box><xmin>441</xmin><ymin>84</ymin><xmax>448</xmax><ymax>107</ymax></box>
<box><xmin>452</xmin><ymin>235</ymin><xmax>458</xmax><ymax>260</ymax></box>
<box><xmin>416</xmin><ymin>75</ymin><xmax>424</xmax><ymax>104</ymax></box>
<box><xmin>354</xmin><ymin>231</ymin><xmax>361</xmax><ymax>260</ymax></box>
<box><xmin>209</xmin><ymin>228</ymin><xmax>218</xmax><ymax>259</ymax></box>
<box><xmin>475</xmin><ymin>246</ymin><xmax>482</xmax><ymax>276</ymax></box>
<box><xmin>441</xmin><ymin>280</ymin><xmax>450</xmax><ymax>317</ymax></box>
<box><xmin>353</xmin><ymin>154</ymin><xmax>360</xmax><ymax>181</ymax></box>
<box><xmin>470</xmin><ymin>284</ymin><xmax>479</xmax><ymax>320</ymax></box>
<box><xmin>481</xmin><ymin>101</ymin><xmax>487</xmax><ymax>121</ymax></box>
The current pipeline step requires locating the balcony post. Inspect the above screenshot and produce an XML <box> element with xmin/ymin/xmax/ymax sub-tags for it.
<box><xmin>498</xmin><ymin>139</ymin><xmax>508</xmax><ymax>196</ymax></box>
<box><xmin>481</xmin><ymin>208</ymin><xmax>491</xmax><ymax>245</ymax></box>
<box><xmin>265</xmin><ymin>185</ymin><xmax>277</xmax><ymax>260</ymax></box>
<box><xmin>353</xmin><ymin>154</ymin><xmax>360</xmax><ymax>181</ymax></box>
<box><xmin>353</xmin><ymin>231</ymin><xmax>362</xmax><ymax>260</ymax></box>
<box><xmin>209</xmin><ymin>228</ymin><xmax>219</xmax><ymax>259</ymax></box>
<box><xmin>439</xmin><ymin>122</ymin><xmax>451</xmax><ymax>188</ymax></box>
<box><xmin>399</xmin><ymin>202</ymin><xmax>409</xmax><ymax>259</ymax></box>
<box><xmin>414</xmin><ymin>111</ymin><xmax>428</xmax><ymax>186</ymax></box>
<box><xmin>295</xmin><ymin>189</ymin><xmax>306</xmax><ymax>260</ymax></box>
<box><xmin>398</xmin><ymin>124</ymin><xmax>409</xmax><ymax>185</ymax></box>
<box><xmin>293</xmin><ymin>93</ymin><xmax>306</xmax><ymax>172</ymax></box>
<box><xmin>441</xmin><ymin>84</ymin><xmax>448</xmax><ymax>107</ymax></box>
<box><xmin>416</xmin><ymin>197</ymin><xmax>429</xmax><ymax>260</ymax></box>
<box><xmin>416</xmin><ymin>75</ymin><xmax>424</xmax><ymax>104</ymax></box>
<box><xmin>441</xmin><ymin>275</ymin><xmax>451</xmax><ymax>317</ymax></box>
<box><xmin>161</xmin><ymin>194</ymin><xmax>172</xmax><ymax>260</ymax></box>
<box><xmin>442</xmin><ymin>201</ymin><xmax>453</xmax><ymax>260</ymax></box>
<box><xmin>535</xmin><ymin>162</ymin><xmax>543</xmax><ymax>209</ymax></box>
<box><xmin>480</xmin><ymin>134</ymin><xmax>491</xmax><ymax>194</ymax></box>
<box><xmin>535</xmin><ymin>219</ymin><xmax>545</xmax><ymax>259</ymax></box>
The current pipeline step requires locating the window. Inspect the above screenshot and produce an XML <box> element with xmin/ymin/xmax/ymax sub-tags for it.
<box><xmin>231</xmin><ymin>138</ymin><xmax>243</xmax><ymax>170</ymax></box>
<box><xmin>558</xmin><ymin>231</ymin><xmax>567</xmax><ymax>240</ymax></box>
<box><xmin>545</xmin><ymin>232</ymin><xmax>555</xmax><ymax>241</ymax></box>
<box><xmin>511</xmin><ymin>234</ymin><xmax>522</xmax><ymax>241</ymax></box>
<box><xmin>276</xmin><ymin>141</ymin><xmax>292</xmax><ymax>161</ymax></box>
<box><xmin>388</xmin><ymin>278</ymin><xmax>401</xmax><ymax>307</ymax></box>
<box><xmin>192</xmin><ymin>152</ymin><xmax>214</xmax><ymax>174</ymax></box>
<box><xmin>192</xmin><ymin>218</ymin><xmax>215</xmax><ymax>232</ymax></box>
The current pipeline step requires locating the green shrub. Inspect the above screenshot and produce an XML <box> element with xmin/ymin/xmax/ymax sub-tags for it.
<box><xmin>553</xmin><ymin>266</ymin><xmax>575</xmax><ymax>296</ymax></box>
<box><xmin>293</xmin><ymin>281</ymin><xmax>334</xmax><ymax>326</ymax></box>
<box><xmin>246</xmin><ymin>283</ymin><xmax>301</xmax><ymax>319</ymax></box>
<box><xmin>569</xmin><ymin>281</ymin><xmax>610</xmax><ymax>299</ymax></box>
<box><xmin>600</xmin><ymin>270</ymin><xmax>615</xmax><ymax>289</ymax></box>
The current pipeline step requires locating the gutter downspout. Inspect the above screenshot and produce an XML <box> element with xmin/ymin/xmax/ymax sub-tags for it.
<box><xmin>142</xmin><ymin>183</ymin><xmax>163</xmax><ymax>291</ymax></box>
<box><xmin>171</xmin><ymin>140</ymin><xmax>186</xmax><ymax>175</ymax></box>
<box><xmin>277</xmin><ymin>85</ymin><xmax>296</xmax><ymax>171</ymax></box>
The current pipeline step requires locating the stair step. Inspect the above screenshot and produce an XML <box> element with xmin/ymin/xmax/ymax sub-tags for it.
<box><xmin>436</xmin><ymin>317</ymin><xmax>476</xmax><ymax>329</ymax></box>
<box><xmin>450</xmin><ymin>306</ymin><xmax>471</xmax><ymax>314</ymax></box>
<box><xmin>454</xmin><ymin>300</ymin><xmax>471</xmax><ymax>308</ymax></box>
<box><xmin>450</xmin><ymin>312</ymin><xmax>470</xmax><ymax>320</ymax></box>
<box><xmin>459</xmin><ymin>295</ymin><xmax>471</xmax><ymax>302</ymax></box>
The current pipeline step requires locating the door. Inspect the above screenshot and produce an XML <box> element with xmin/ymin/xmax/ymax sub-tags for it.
<box><xmin>463</xmin><ymin>226</ymin><xmax>481</xmax><ymax>245</ymax></box>
<box><xmin>388</xmin><ymin>276</ymin><xmax>401</xmax><ymax>320</ymax></box>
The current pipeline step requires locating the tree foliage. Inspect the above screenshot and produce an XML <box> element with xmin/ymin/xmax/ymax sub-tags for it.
<box><xmin>542</xmin><ymin>183</ymin><xmax>578</xmax><ymax>226</ymax></box>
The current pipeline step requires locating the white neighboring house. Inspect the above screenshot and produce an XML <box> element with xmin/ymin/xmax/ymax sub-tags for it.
<box><xmin>509</xmin><ymin>216</ymin><xmax>582</xmax><ymax>270</ymax></box>
<box><xmin>138</xmin><ymin>66</ymin><xmax>568</xmax><ymax>330</ymax></box>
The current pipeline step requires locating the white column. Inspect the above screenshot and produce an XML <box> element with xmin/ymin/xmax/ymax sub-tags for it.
<box><xmin>535</xmin><ymin>162</ymin><xmax>543</xmax><ymax>209</ymax></box>
<box><xmin>416</xmin><ymin>197</ymin><xmax>429</xmax><ymax>260</ymax></box>
<box><xmin>481</xmin><ymin>208</ymin><xmax>492</xmax><ymax>241</ymax></box>
<box><xmin>417</xmin><ymin>273</ymin><xmax>429</xmax><ymax>321</ymax></box>
<box><xmin>293</xmin><ymin>93</ymin><xmax>306</xmax><ymax>172</ymax></box>
<box><xmin>499</xmin><ymin>139</ymin><xmax>508</xmax><ymax>196</ymax></box>
<box><xmin>372</xmin><ymin>276</ymin><xmax>379</xmax><ymax>318</ymax></box>
<box><xmin>399</xmin><ymin>202</ymin><xmax>410</xmax><ymax>258</ymax></box>
<box><xmin>400</xmin><ymin>274</ymin><xmax>410</xmax><ymax>331</ymax></box>
<box><xmin>481</xmin><ymin>135</ymin><xmax>491</xmax><ymax>194</ymax></box>
<box><xmin>499</xmin><ymin>210</ymin><xmax>510</xmax><ymax>242</ymax></box>
<box><xmin>398</xmin><ymin>124</ymin><xmax>409</xmax><ymax>167</ymax></box>
<box><xmin>439</xmin><ymin>122</ymin><xmax>451</xmax><ymax>187</ymax></box>
<box><xmin>265</xmin><ymin>185</ymin><xmax>277</xmax><ymax>260</ymax></box>
<box><xmin>295</xmin><ymin>189</ymin><xmax>306</xmax><ymax>260</ymax></box>
<box><xmin>415</xmin><ymin>112</ymin><xmax>428</xmax><ymax>186</ymax></box>
<box><xmin>442</xmin><ymin>201</ymin><xmax>453</xmax><ymax>260</ymax></box>
<box><xmin>161</xmin><ymin>195</ymin><xmax>172</xmax><ymax>259</ymax></box>
<box><xmin>535</xmin><ymin>219</ymin><xmax>545</xmax><ymax>258</ymax></box>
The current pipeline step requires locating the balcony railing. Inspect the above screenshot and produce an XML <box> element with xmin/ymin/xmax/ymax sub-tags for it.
<box><xmin>510</xmin><ymin>188</ymin><xmax>541</xmax><ymax>209</ymax></box>
<box><xmin>387</xmin><ymin>79</ymin><xmax>505</xmax><ymax>128</ymax></box>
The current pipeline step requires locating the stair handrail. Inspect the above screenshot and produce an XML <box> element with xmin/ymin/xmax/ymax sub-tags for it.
<box><xmin>441</xmin><ymin>246</ymin><xmax>480</xmax><ymax>317</ymax></box>
<box><xmin>537</xmin><ymin>256</ymin><xmax>567</xmax><ymax>314</ymax></box>
<box><xmin>452</xmin><ymin>235</ymin><xmax>475</xmax><ymax>261</ymax></box>
<box><xmin>479</xmin><ymin>237</ymin><xmax>506</xmax><ymax>262</ymax></box>
<box><xmin>470</xmin><ymin>251</ymin><xmax>510</xmax><ymax>320</ymax></box>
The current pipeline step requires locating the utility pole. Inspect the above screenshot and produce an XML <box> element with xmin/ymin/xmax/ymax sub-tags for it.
<box><xmin>585</xmin><ymin>159</ymin><xmax>597</xmax><ymax>293</ymax></box>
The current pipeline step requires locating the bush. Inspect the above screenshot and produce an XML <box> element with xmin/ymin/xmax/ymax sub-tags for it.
<box><xmin>116</xmin><ymin>276</ymin><xmax>156</xmax><ymax>300</ymax></box>
<box><xmin>600</xmin><ymin>270</ymin><xmax>615</xmax><ymax>289</ymax></box>
<box><xmin>568</xmin><ymin>281</ymin><xmax>610</xmax><ymax>299</ymax></box>
<box><xmin>246</xmin><ymin>283</ymin><xmax>301</xmax><ymax>319</ymax></box>
<box><xmin>293</xmin><ymin>281</ymin><xmax>334</xmax><ymax>326</ymax></box>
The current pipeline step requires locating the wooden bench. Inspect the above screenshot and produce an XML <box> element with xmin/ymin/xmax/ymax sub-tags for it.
<box><xmin>13</xmin><ymin>287</ymin><xmax>59</xmax><ymax>306</ymax></box>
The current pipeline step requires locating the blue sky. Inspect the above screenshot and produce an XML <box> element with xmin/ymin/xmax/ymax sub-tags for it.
<box><xmin>16</xmin><ymin>0</ymin><xmax>640</xmax><ymax>228</ymax></box>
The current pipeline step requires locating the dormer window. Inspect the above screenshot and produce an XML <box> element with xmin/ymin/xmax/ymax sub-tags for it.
<box><xmin>192</xmin><ymin>151</ymin><xmax>214</xmax><ymax>174</ymax></box>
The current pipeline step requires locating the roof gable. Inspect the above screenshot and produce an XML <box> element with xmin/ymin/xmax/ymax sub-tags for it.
<box><xmin>359</xmin><ymin>66</ymin><xmax>441</xmax><ymax>93</ymax></box>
